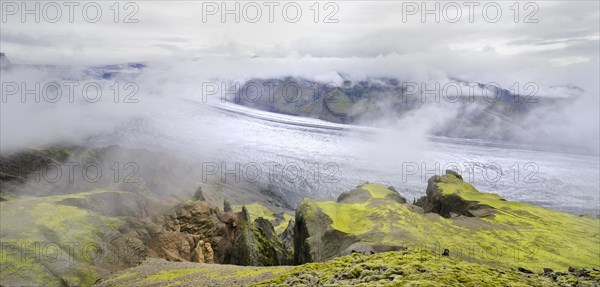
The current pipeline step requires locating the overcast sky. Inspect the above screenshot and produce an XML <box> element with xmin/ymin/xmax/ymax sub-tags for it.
<box><xmin>1</xmin><ymin>1</ymin><xmax>599</xmax><ymax>94</ymax></box>
<box><xmin>1</xmin><ymin>1</ymin><xmax>599</xmax><ymax>153</ymax></box>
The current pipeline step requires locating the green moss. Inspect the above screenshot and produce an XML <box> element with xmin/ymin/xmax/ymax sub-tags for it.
<box><xmin>436</xmin><ymin>175</ymin><xmax>600</xmax><ymax>270</ymax></box>
<box><xmin>252</xmin><ymin>249</ymin><xmax>582</xmax><ymax>287</ymax></box>
<box><xmin>314</xmin><ymin>200</ymin><xmax>377</xmax><ymax>235</ymax></box>
<box><xmin>101</xmin><ymin>217</ymin><xmax>124</xmax><ymax>230</ymax></box>
<box><xmin>233</xmin><ymin>202</ymin><xmax>294</xmax><ymax>236</ymax></box>
<box><xmin>140</xmin><ymin>269</ymin><xmax>200</xmax><ymax>283</ymax></box>
<box><xmin>234</xmin><ymin>267</ymin><xmax>287</xmax><ymax>278</ymax></box>
<box><xmin>0</xmin><ymin>190</ymin><xmax>132</xmax><ymax>286</ymax></box>
<box><xmin>300</xmin><ymin>182</ymin><xmax>600</xmax><ymax>271</ymax></box>
<box><xmin>106</xmin><ymin>272</ymin><xmax>138</xmax><ymax>281</ymax></box>
<box><xmin>0</xmin><ymin>249</ymin><xmax>65</xmax><ymax>286</ymax></box>
<box><xmin>297</xmin><ymin>198</ymin><xmax>318</xmax><ymax>221</ymax></box>
<box><xmin>274</xmin><ymin>214</ymin><xmax>294</xmax><ymax>234</ymax></box>
<box><xmin>361</xmin><ymin>183</ymin><xmax>396</xmax><ymax>198</ymax></box>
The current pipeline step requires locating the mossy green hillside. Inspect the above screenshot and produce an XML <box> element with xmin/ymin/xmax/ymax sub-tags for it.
<box><xmin>298</xmin><ymin>182</ymin><xmax>600</xmax><ymax>271</ymax></box>
<box><xmin>94</xmin><ymin>258</ymin><xmax>288</xmax><ymax>287</ymax></box>
<box><xmin>253</xmin><ymin>249</ymin><xmax>600</xmax><ymax>287</ymax></box>
<box><xmin>0</xmin><ymin>190</ymin><xmax>133</xmax><ymax>286</ymax></box>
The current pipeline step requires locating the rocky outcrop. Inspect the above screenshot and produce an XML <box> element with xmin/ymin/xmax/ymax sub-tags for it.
<box><xmin>230</xmin><ymin>207</ymin><xmax>262</xmax><ymax>265</ymax></box>
<box><xmin>294</xmin><ymin>199</ymin><xmax>356</xmax><ymax>264</ymax></box>
<box><xmin>151</xmin><ymin>200</ymin><xmax>237</xmax><ymax>264</ymax></box>
<box><xmin>224</xmin><ymin>199</ymin><xmax>232</xmax><ymax>212</ymax></box>
<box><xmin>0</xmin><ymin>52</ymin><xmax>11</xmax><ymax>70</ymax></box>
<box><xmin>229</xmin><ymin>207</ymin><xmax>292</xmax><ymax>266</ymax></box>
<box><xmin>192</xmin><ymin>186</ymin><xmax>205</xmax><ymax>201</ymax></box>
<box><xmin>146</xmin><ymin>201</ymin><xmax>290</xmax><ymax>266</ymax></box>
<box><xmin>278</xmin><ymin>220</ymin><xmax>295</xmax><ymax>257</ymax></box>
<box><xmin>191</xmin><ymin>240</ymin><xmax>214</xmax><ymax>263</ymax></box>
<box><xmin>415</xmin><ymin>170</ymin><xmax>497</xmax><ymax>218</ymax></box>
<box><xmin>293</xmin><ymin>184</ymin><xmax>409</xmax><ymax>264</ymax></box>
<box><xmin>142</xmin><ymin>229</ymin><xmax>200</xmax><ymax>262</ymax></box>
<box><xmin>337</xmin><ymin>185</ymin><xmax>406</xmax><ymax>204</ymax></box>
<box><xmin>253</xmin><ymin>217</ymin><xmax>293</xmax><ymax>265</ymax></box>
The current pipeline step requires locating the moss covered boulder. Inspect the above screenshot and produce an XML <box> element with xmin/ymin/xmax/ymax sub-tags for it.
<box><xmin>417</xmin><ymin>170</ymin><xmax>497</xmax><ymax>218</ymax></box>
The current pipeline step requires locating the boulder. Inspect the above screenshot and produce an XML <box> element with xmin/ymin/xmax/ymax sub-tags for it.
<box><xmin>415</xmin><ymin>170</ymin><xmax>497</xmax><ymax>218</ymax></box>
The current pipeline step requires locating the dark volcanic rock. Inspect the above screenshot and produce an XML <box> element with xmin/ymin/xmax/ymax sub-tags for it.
<box><xmin>518</xmin><ymin>267</ymin><xmax>535</xmax><ymax>274</ymax></box>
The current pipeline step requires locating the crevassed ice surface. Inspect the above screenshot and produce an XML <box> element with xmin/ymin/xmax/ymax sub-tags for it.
<box><xmin>92</xmin><ymin>98</ymin><xmax>600</xmax><ymax>216</ymax></box>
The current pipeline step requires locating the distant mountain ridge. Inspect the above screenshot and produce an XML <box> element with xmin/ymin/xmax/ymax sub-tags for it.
<box><xmin>230</xmin><ymin>76</ymin><xmax>575</xmax><ymax>144</ymax></box>
<box><xmin>0</xmin><ymin>53</ymin><xmax>144</xmax><ymax>79</ymax></box>
<box><xmin>1</xmin><ymin>54</ymin><xmax>585</xmax><ymax>149</ymax></box>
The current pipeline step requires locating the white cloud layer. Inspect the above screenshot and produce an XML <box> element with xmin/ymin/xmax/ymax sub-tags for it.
<box><xmin>1</xmin><ymin>1</ymin><xmax>598</xmax><ymax>153</ymax></box>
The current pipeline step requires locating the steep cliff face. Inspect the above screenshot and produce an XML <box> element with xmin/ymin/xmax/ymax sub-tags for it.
<box><xmin>253</xmin><ymin>217</ymin><xmax>293</xmax><ymax>265</ymax></box>
<box><xmin>294</xmin><ymin>198</ymin><xmax>356</xmax><ymax>264</ymax></box>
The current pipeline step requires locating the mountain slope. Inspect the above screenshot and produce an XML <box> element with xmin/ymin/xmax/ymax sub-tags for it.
<box><xmin>294</xmin><ymin>173</ymin><xmax>600</xmax><ymax>271</ymax></box>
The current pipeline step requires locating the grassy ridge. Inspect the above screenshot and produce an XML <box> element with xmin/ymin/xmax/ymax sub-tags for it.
<box><xmin>299</xmin><ymin>180</ymin><xmax>600</xmax><ymax>271</ymax></box>
<box><xmin>253</xmin><ymin>249</ymin><xmax>600</xmax><ymax>287</ymax></box>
